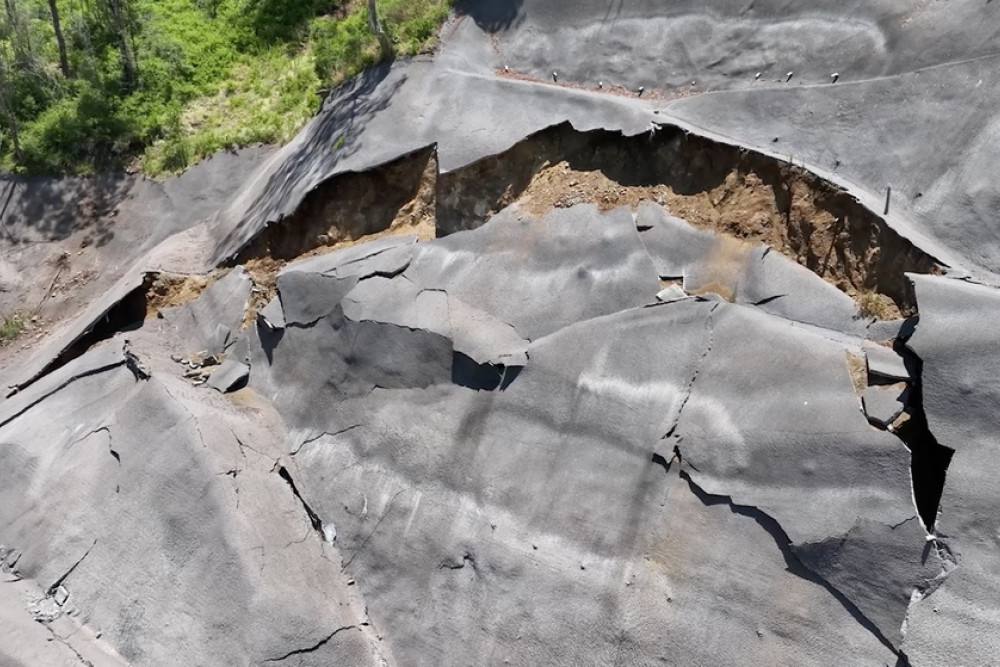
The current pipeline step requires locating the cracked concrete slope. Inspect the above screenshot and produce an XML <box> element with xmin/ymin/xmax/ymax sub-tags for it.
<box><xmin>245</xmin><ymin>194</ymin><xmax>942</xmax><ymax>663</ymax></box>
<box><xmin>282</xmin><ymin>300</ymin><xmax>911</xmax><ymax>664</ymax></box>
<box><xmin>0</xmin><ymin>341</ymin><xmax>383</xmax><ymax>666</ymax></box>
<box><xmin>2</xmin><ymin>0</ymin><xmax>999</xmax><ymax>663</ymax></box>
<box><xmin>901</xmin><ymin>275</ymin><xmax>1000</xmax><ymax>665</ymax></box>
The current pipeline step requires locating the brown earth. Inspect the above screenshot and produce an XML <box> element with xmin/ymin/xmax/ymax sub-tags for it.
<box><xmin>145</xmin><ymin>271</ymin><xmax>225</xmax><ymax>317</ymax></box>
<box><xmin>437</xmin><ymin>123</ymin><xmax>939</xmax><ymax>316</ymax></box>
<box><xmin>231</xmin><ymin>148</ymin><xmax>438</xmax><ymax>325</ymax></box>
<box><xmin>154</xmin><ymin>123</ymin><xmax>939</xmax><ymax>321</ymax></box>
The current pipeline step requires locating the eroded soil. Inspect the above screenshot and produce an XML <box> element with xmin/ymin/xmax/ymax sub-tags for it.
<box><xmin>437</xmin><ymin>123</ymin><xmax>939</xmax><ymax>316</ymax></box>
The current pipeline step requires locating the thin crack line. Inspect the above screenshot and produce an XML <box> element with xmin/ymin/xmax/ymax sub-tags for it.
<box><xmin>263</xmin><ymin>625</ymin><xmax>357</xmax><ymax>663</ymax></box>
<box><xmin>343</xmin><ymin>489</ymin><xmax>405</xmax><ymax>571</ymax></box>
<box><xmin>48</xmin><ymin>539</ymin><xmax>97</xmax><ymax>595</ymax></box>
<box><xmin>663</xmin><ymin>302</ymin><xmax>718</xmax><ymax>440</ymax></box>
<box><xmin>1</xmin><ymin>360</ymin><xmax>127</xmax><ymax>429</ymax></box>
<box><xmin>292</xmin><ymin>424</ymin><xmax>363</xmax><ymax>456</ymax></box>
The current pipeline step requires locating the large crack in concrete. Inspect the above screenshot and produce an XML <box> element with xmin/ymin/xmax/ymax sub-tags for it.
<box><xmin>672</xmin><ymin>465</ymin><xmax>903</xmax><ymax>657</ymax></box>
<box><xmin>276</xmin><ymin>465</ymin><xmax>329</xmax><ymax>544</ymax></box>
<box><xmin>890</xmin><ymin>343</ymin><xmax>955</xmax><ymax>533</ymax></box>
<box><xmin>10</xmin><ymin>120</ymin><xmax>944</xmax><ymax>398</ymax></box>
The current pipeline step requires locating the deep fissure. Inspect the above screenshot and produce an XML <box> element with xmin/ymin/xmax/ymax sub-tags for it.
<box><xmin>276</xmin><ymin>465</ymin><xmax>324</xmax><ymax>537</ymax></box>
<box><xmin>436</xmin><ymin>122</ymin><xmax>938</xmax><ymax>316</ymax></box>
<box><xmin>14</xmin><ymin>122</ymin><xmax>942</xmax><ymax>396</ymax></box>
<box><xmin>11</xmin><ymin>277</ymin><xmax>151</xmax><ymax>396</ymax></box>
<box><xmin>889</xmin><ymin>341</ymin><xmax>955</xmax><ymax>533</ymax></box>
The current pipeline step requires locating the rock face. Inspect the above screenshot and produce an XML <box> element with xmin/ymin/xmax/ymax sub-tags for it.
<box><xmin>2</xmin><ymin>1</ymin><xmax>999</xmax><ymax>665</ymax></box>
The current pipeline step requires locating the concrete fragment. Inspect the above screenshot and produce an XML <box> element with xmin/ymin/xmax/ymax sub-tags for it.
<box><xmin>862</xmin><ymin>384</ymin><xmax>907</xmax><ymax>428</ymax></box>
<box><xmin>207</xmin><ymin>360</ymin><xmax>250</xmax><ymax>393</ymax></box>
<box><xmin>159</xmin><ymin>267</ymin><xmax>253</xmax><ymax>357</ymax></box>
<box><xmin>258</xmin><ymin>296</ymin><xmax>285</xmax><ymax>330</ymax></box>
<box><xmin>656</xmin><ymin>284</ymin><xmax>688</xmax><ymax>302</ymax></box>
<box><xmin>863</xmin><ymin>341</ymin><xmax>910</xmax><ymax>382</ymax></box>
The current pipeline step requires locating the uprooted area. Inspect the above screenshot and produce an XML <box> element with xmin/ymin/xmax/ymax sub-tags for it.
<box><xmin>223</xmin><ymin>122</ymin><xmax>938</xmax><ymax>320</ymax></box>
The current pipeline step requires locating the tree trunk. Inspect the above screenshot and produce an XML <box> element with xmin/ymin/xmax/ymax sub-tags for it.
<box><xmin>367</xmin><ymin>0</ymin><xmax>393</xmax><ymax>56</ymax></box>
<box><xmin>47</xmin><ymin>0</ymin><xmax>71</xmax><ymax>77</ymax></box>
<box><xmin>107</xmin><ymin>0</ymin><xmax>137</xmax><ymax>90</ymax></box>
<box><xmin>3</xmin><ymin>0</ymin><xmax>31</xmax><ymax>64</ymax></box>
<box><xmin>0</xmin><ymin>54</ymin><xmax>23</xmax><ymax>163</ymax></box>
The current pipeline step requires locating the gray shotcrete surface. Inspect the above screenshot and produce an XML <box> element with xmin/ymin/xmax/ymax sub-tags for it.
<box><xmin>2</xmin><ymin>1</ymin><xmax>999</xmax><ymax>665</ymax></box>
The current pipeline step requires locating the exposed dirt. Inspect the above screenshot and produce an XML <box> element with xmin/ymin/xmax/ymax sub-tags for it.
<box><xmin>145</xmin><ymin>271</ymin><xmax>225</xmax><ymax>317</ymax></box>
<box><xmin>232</xmin><ymin>148</ymin><xmax>438</xmax><ymax>324</ymax></box>
<box><xmin>437</xmin><ymin>123</ymin><xmax>939</xmax><ymax>316</ymax></box>
<box><xmin>238</xmin><ymin>148</ymin><xmax>437</xmax><ymax>263</ymax></box>
<box><xmin>846</xmin><ymin>352</ymin><xmax>868</xmax><ymax>397</ymax></box>
<box><xmin>198</xmin><ymin>123</ymin><xmax>936</xmax><ymax>324</ymax></box>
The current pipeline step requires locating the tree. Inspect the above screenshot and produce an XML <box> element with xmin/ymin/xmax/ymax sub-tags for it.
<box><xmin>0</xmin><ymin>50</ymin><xmax>23</xmax><ymax>163</ymax></box>
<box><xmin>47</xmin><ymin>0</ymin><xmax>70</xmax><ymax>77</ymax></box>
<box><xmin>2</xmin><ymin>0</ymin><xmax>31</xmax><ymax>65</ymax></box>
<box><xmin>367</xmin><ymin>0</ymin><xmax>392</xmax><ymax>56</ymax></box>
<box><xmin>102</xmin><ymin>0</ymin><xmax>138</xmax><ymax>90</ymax></box>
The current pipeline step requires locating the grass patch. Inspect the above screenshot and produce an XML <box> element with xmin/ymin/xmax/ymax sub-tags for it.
<box><xmin>142</xmin><ymin>47</ymin><xmax>321</xmax><ymax>174</ymax></box>
<box><xmin>0</xmin><ymin>313</ymin><xmax>27</xmax><ymax>344</ymax></box>
<box><xmin>2</xmin><ymin>0</ymin><xmax>454</xmax><ymax>176</ymax></box>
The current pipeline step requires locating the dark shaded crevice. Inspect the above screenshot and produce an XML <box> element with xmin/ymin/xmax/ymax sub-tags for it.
<box><xmin>892</xmin><ymin>341</ymin><xmax>954</xmax><ymax>533</ymax></box>
<box><xmin>256</xmin><ymin>315</ymin><xmax>285</xmax><ymax>365</ymax></box>
<box><xmin>650</xmin><ymin>452</ymin><xmax>672</xmax><ymax>473</ymax></box>
<box><xmin>676</xmin><ymin>469</ymin><xmax>900</xmax><ymax>656</ymax></box>
<box><xmin>752</xmin><ymin>294</ymin><xmax>786</xmax><ymax>306</ymax></box>
<box><xmin>0</xmin><ymin>356</ymin><xmax>129</xmax><ymax>429</ymax></box>
<box><xmin>451</xmin><ymin>351</ymin><xmax>522</xmax><ymax>391</ymax></box>
<box><xmin>263</xmin><ymin>625</ymin><xmax>357</xmax><ymax>663</ymax></box>
<box><xmin>276</xmin><ymin>465</ymin><xmax>324</xmax><ymax>538</ymax></box>
<box><xmin>20</xmin><ymin>276</ymin><xmax>152</xmax><ymax>394</ymax></box>
<box><xmin>651</xmin><ymin>444</ymin><xmax>685</xmax><ymax>473</ymax></box>
<box><xmin>233</xmin><ymin>147</ymin><xmax>437</xmax><ymax>265</ymax></box>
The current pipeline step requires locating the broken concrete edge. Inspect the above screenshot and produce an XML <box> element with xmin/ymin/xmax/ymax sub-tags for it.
<box><xmin>225</xmin><ymin>116</ymin><xmax>946</xmax><ymax>323</ymax></box>
<box><xmin>278</xmin><ymin>233</ymin><xmax>418</xmax><ymax>279</ymax></box>
<box><xmin>4</xmin><ymin>263</ymin><xmax>261</xmax><ymax>400</ymax></box>
<box><xmin>650</xmin><ymin>113</ymin><xmax>967</xmax><ymax>279</ymax></box>
<box><xmin>207</xmin><ymin>360</ymin><xmax>250</xmax><ymax>394</ymax></box>
<box><xmin>220</xmin><ymin>143</ymin><xmax>443</xmax><ymax>266</ymax></box>
<box><xmin>3</xmin><ymin>271</ymin><xmax>149</xmax><ymax>398</ymax></box>
<box><xmin>214</xmin><ymin>113</ymin><xmax>650</xmax><ymax>265</ymax></box>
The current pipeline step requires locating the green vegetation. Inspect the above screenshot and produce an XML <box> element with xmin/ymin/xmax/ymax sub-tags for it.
<box><xmin>0</xmin><ymin>0</ymin><xmax>452</xmax><ymax>176</ymax></box>
<box><xmin>0</xmin><ymin>312</ymin><xmax>26</xmax><ymax>343</ymax></box>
